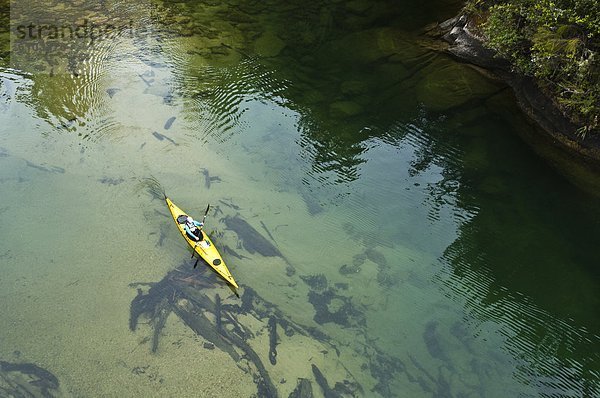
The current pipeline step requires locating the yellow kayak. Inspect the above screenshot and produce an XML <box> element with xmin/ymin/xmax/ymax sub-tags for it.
<box><xmin>165</xmin><ymin>197</ymin><xmax>239</xmax><ymax>289</ymax></box>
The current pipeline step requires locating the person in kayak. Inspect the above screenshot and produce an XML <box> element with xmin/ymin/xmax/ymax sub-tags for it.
<box><xmin>184</xmin><ymin>216</ymin><xmax>204</xmax><ymax>241</ymax></box>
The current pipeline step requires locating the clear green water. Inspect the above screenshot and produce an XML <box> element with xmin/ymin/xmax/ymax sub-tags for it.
<box><xmin>1</xmin><ymin>0</ymin><xmax>599</xmax><ymax>396</ymax></box>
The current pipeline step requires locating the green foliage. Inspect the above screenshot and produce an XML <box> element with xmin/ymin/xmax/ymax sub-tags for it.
<box><xmin>465</xmin><ymin>0</ymin><xmax>600</xmax><ymax>136</ymax></box>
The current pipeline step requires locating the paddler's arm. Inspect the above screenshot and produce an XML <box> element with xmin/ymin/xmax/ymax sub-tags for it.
<box><xmin>184</xmin><ymin>224</ymin><xmax>196</xmax><ymax>239</ymax></box>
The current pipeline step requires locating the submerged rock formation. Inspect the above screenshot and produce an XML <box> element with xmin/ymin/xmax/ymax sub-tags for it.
<box><xmin>127</xmin><ymin>258</ymin><xmax>469</xmax><ymax>397</ymax></box>
<box><xmin>128</xmin><ymin>264</ymin><xmax>370</xmax><ymax>397</ymax></box>
<box><xmin>0</xmin><ymin>360</ymin><xmax>61</xmax><ymax>397</ymax></box>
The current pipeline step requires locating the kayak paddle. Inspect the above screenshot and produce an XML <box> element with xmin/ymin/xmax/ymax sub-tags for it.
<box><xmin>191</xmin><ymin>204</ymin><xmax>211</xmax><ymax>260</ymax></box>
<box><xmin>201</xmin><ymin>203</ymin><xmax>210</xmax><ymax>228</ymax></box>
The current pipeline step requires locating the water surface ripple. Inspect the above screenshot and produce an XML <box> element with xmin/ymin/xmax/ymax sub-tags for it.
<box><xmin>0</xmin><ymin>0</ymin><xmax>598</xmax><ymax>397</ymax></box>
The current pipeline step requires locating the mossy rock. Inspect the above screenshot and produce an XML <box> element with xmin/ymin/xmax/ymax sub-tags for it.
<box><xmin>211</xmin><ymin>20</ymin><xmax>236</xmax><ymax>33</ymax></box>
<box><xmin>329</xmin><ymin>101</ymin><xmax>364</xmax><ymax>118</ymax></box>
<box><xmin>299</xmin><ymin>88</ymin><xmax>326</xmax><ymax>106</ymax></box>
<box><xmin>340</xmin><ymin>80</ymin><xmax>369</xmax><ymax>96</ymax></box>
<box><xmin>254</xmin><ymin>30</ymin><xmax>286</xmax><ymax>57</ymax></box>
<box><xmin>485</xmin><ymin>90</ymin><xmax>522</xmax><ymax>120</ymax></box>
<box><xmin>463</xmin><ymin>137</ymin><xmax>490</xmax><ymax>171</ymax></box>
<box><xmin>204</xmin><ymin>47</ymin><xmax>242</xmax><ymax>67</ymax></box>
<box><xmin>416</xmin><ymin>62</ymin><xmax>499</xmax><ymax>111</ymax></box>
<box><xmin>320</xmin><ymin>27</ymin><xmax>410</xmax><ymax>65</ymax></box>
<box><xmin>373</xmin><ymin>62</ymin><xmax>410</xmax><ymax>87</ymax></box>
<box><xmin>444</xmin><ymin>106</ymin><xmax>489</xmax><ymax>134</ymax></box>
<box><xmin>479</xmin><ymin>175</ymin><xmax>508</xmax><ymax>195</ymax></box>
<box><xmin>227</xmin><ymin>9</ymin><xmax>256</xmax><ymax>24</ymax></box>
<box><xmin>346</xmin><ymin>0</ymin><xmax>373</xmax><ymax>14</ymax></box>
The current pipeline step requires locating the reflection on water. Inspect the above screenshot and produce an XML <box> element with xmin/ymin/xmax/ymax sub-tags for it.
<box><xmin>1</xmin><ymin>0</ymin><xmax>599</xmax><ymax>396</ymax></box>
<box><xmin>186</xmin><ymin>58</ymin><xmax>288</xmax><ymax>143</ymax></box>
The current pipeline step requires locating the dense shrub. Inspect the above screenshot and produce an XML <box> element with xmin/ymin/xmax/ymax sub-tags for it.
<box><xmin>465</xmin><ymin>0</ymin><xmax>599</xmax><ymax>137</ymax></box>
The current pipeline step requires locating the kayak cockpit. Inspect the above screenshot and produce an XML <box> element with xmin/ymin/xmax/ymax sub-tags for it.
<box><xmin>177</xmin><ymin>214</ymin><xmax>205</xmax><ymax>242</ymax></box>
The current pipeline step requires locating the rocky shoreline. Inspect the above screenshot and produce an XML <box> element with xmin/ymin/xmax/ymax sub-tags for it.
<box><xmin>426</xmin><ymin>15</ymin><xmax>600</xmax><ymax>165</ymax></box>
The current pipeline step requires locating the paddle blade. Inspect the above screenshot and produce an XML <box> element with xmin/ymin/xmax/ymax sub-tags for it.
<box><xmin>193</xmin><ymin>259</ymin><xmax>199</xmax><ymax>269</ymax></box>
<box><xmin>201</xmin><ymin>204</ymin><xmax>210</xmax><ymax>227</ymax></box>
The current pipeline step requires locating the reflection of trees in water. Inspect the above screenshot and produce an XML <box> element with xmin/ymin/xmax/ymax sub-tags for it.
<box><xmin>2</xmin><ymin>0</ymin><xmax>458</xmax><ymax>179</ymax></box>
<box><xmin>155</xmin><ymin>0</ymin><xmax>450</xmax><ymax>184</ymax></box>
<box><xmin>441</xmin><ymin>206</ymin><xmax>600</xmax><ymax>395</ymax></box>
<box><xmin>184</xmin><ymin>57</ymin><xmax>289</xmax><ymax>142</ymax></box>
<box><xmin>427</xmin><ymin>125</ymin><xmax>600</xmax><ymax>395</ymax></box>
<box><xmin>296</xmin><ymin>113</ymin><xmax>367</xmax><ymax>185</ymax></box>
<box><xmin>6</xmin><ymin>1</ymin><xmax>144</xmax><ymax>133</ymax></box>
<box><xmin>373</xmin><ymin>95</ymin><xmax>600</xmax><ymax>395</ymax></box>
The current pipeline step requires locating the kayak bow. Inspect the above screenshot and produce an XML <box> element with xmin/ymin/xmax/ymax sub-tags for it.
<box><xmin>165</xmin><ymin>197</ymin><xmax>239</xmax><ymax>289</ymax></box>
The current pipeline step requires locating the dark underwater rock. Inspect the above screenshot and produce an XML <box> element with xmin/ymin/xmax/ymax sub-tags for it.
<box><xmin>0</xmin><ymin>360</ymin><xmax>60</xmax><ymax>398</ymax></box>
<box><xmin>268</xmin><ymin>316</ymin><xmax>278</xmax><ymax>365</ymax></box>
<box><xmin>25</xmin><ymin>161</ymin><xmax>65</xmax><ymax>174</ymax></box>
<box><xmin>221</xmin><ymin>244</ymin><xmax>248</xmax><ymax>260</ymax></box>
<box><xmin>222</xmin><ymin>215</ymin><xmax>284</xmax><ymax>258</ymax></box>
<box><xmin>200</xmin><ymin>168</ymin><xmax>222</xmax><ymax>189</ymax></box>
<box><xmin>299</xmin><ymin>188</ymin><xmax>323</xmax><ymax>215</ymax></box>
<box><xmin>151</xmin><ymin>131</ymin><xmax>178</xmax><ymax>146</ymax></box>
<box><xmin>365</xmin><ymin>248</ymin><xmax>386</xmax><ymax>267</ymax></box>
<box><xmin>254</xmin><ymin>31</ymin><xmax>286</xmax><ymax>57</ymax></box>
<box><xmin>319</xmin><ymin>27</ymin><xmax>406</xmax><ymax>65</ymax></box>
<box><xmin>203</xmin><ymin>342</ymin><xmax>215</xmax><ymax>350</ymax></box>
<box><xmin>129</xmin><ymin>267</ymin><xmax>279</xmax><ymax>396</ymax></box>
<box><xmin>352</xmin><ymin>253</ymin><xmax>366</xmax><ymax>266</ymax></box>
<box><xmin>333</xmin><ymin>379</ymin><xmax>362</xmax><ymax>396</ymax></box>
<box><xmin>423</xmin><ymin>321</ymin><xmax>450</xmax><ymax>365</ymax></box>
<box><xmin>164</xmin><ymin>116</ymin><xmax>176</xmax><ymax>130</ymax></box>
<box><xmin>415</xmin><ymin>62</ymin><xmax>500</xmax><ymax>111</ymax></box>
<box><xmin>126</xmin><ymin>260</ymin><xmax>452</xmax><ymax>397</ymax></box>
<box><xmin>339</xmin><ymin>263</ymin><xmax>361</xmax><ymax>275</ymax></box>
<box><xmin>311</xmin><ymin>364</ymin><xmax>341</xmax><ymax>398</ymax></box>
<box><xmin>98</xmin><ymin>176</ymin><xmax>124</xmax><ymax>186</ymax></box>
<box><xmin>288</xmin><ymin>378</ymin><xmax>313</xmax><ymax>398</ymax></box>
<box><xmin>106</xmin><ymin>87</ymin><xmax>120</xmax><ymax>98</ymax></box>
<box><xmin>129</xmin><ymin>266</ymin><xmax>412</xmax><ymax>397</ymax></box>
<box><xmin>300</xmin><ymin>274</ymin><xmax>328</xmax><ymax>291</ymax></box>
<box><xmin>308</xmin><ymin>288</ymin><xmax>365</xmax><ymax>328</ymax></box>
